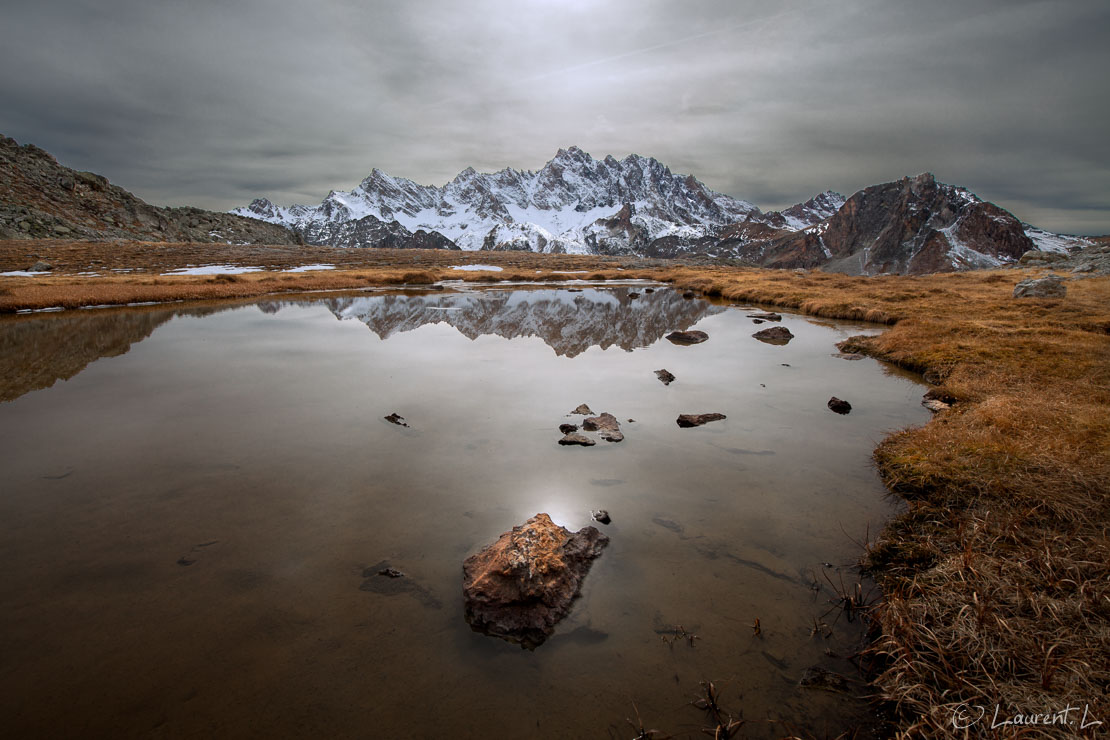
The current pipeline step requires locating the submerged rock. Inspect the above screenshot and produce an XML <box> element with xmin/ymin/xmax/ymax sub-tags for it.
<box><xmin>462</xmin><ymin>513</ymin><xmax>609</xmax><ymax>648</ymax></box>
<box><xmin>747</xmin><ymin>312</ymin><xmax>782</xmax><ymax>321</ymax></box>
<box><xmin>666</xmin><ymin>330</ymin><xmax>708</xmax><ymax>344</ymax></box>
<box><xmin>800</xmin><ymin>666</ymin><xmax>849</xmax><ymax>692</ymax></box>
<box><xmin>676</xmin><ymin>413</ymin><xmax>727</xmax><ymax>428</ymax></box>
<box><xmin>827</xmin><ymin>397</ymin><xmax>852</xmax><ymax>414</ymax></box>
<box><xmin>655</xmin><ymin>368</ymin><xmax>675</xmax><ymax>385</ymax></box>
<box><xmin>361</xmin><ymin>560</ymin><xmax>441</xmax><ymax>608</ymax></box>
<box><xmin>1013</xmin><ymin>275</ymin><xmax>1066</xmax><ymax>298</ymax></box>
<box><xmin>559</xmin><ymin>432</ymin><xmax>596</xmax><ymax>446</ymax></box>
<box><xmin>582</xmin><ymin>412</ymin><xmax>624</xmax><ymax>442</ymax></box>
<box><xmin>752</xmin><ymin>326</ymin><xmax>794</xmax><ymax>344</ymax></box>
<box><xmin>832</xmin><ymin>352</ymin><xmax>864</xmax><ymax>361</ymax></box>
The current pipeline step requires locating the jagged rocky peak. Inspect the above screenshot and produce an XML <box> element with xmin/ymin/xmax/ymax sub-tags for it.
<box><xmin>742</xmin><ymin>173</ymin><xmax>1035</xmax><ymax>275</ymax></box>
<box><xmin>232</xmin><ymin>146</ymin><xmax>761</xmax><ymax>254</ymax></box>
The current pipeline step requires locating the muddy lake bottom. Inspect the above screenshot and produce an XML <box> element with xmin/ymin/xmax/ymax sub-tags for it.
<box><xmin>0</xmin><ymin>285</ymin><xmax>930</xmax><ymax>738</ymax></box>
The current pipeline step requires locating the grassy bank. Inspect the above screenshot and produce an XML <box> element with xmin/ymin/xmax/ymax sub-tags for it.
<box><xmin>3</xmin><ymin>242</ymin><xmax>1108</xmax><ymax>735</ymax></box>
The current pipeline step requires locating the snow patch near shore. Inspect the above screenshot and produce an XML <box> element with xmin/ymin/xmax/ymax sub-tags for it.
<box><xmin>450</xmin><ymin>264</ymin><xmax>503</xmax><ymax>272</ymax></box>
<box><xmin>162</xmin><ymin>265</ymin><xmax>264</xmax><ymax>275</ymax></box>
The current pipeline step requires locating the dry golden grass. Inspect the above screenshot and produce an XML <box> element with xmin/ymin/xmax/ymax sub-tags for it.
<box><xmin>657</xmin><ymin>266</ymin><xmax>1110</xmax><ymax>738</ymax></box>
<box><xmin>3</xmin><ymin>242</ymin><xmax>1108</xmax><ymax>735</ymax></box>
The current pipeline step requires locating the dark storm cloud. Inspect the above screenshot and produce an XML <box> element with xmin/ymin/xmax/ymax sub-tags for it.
<box><xmin>1</xmin><ymin>0</ymin><xmax>1107</xmax><ymax>233</ymax></box>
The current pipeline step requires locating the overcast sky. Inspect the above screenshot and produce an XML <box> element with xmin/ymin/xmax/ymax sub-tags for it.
<box><xmin>2</xmin><ymin>0</ymin><xmax>1107</xmax><ymax>234</ymax></box>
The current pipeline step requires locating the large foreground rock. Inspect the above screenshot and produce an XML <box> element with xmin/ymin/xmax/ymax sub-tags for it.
<box><xmin>1013</xmin><ymin>275</ymin><xmax>1066</xmax><ymax>298</ymax></box>
<box><xmin>462</xmin><ymin>513</ymin><xmax>609</xmax><ymax>648</ymax></box>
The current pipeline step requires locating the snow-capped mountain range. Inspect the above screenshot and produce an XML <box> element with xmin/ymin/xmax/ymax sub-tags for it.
<box><xmin>233</xmin><ymin>146</ymin><xmax>1093</xmax><ymax>274</ymax></box>
<box><xmin>235</xmin><ymin>146</ymin><xmax>841</xmax><ymax>256</ymax></box>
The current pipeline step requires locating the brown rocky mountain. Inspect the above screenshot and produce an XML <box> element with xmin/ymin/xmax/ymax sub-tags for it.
<box><xmin>0</xmin><ymin>134</ymin><xmax>299</xmax><ymax>245</ymax></box>
<box><xmin>737</xmin><ymin>173</ymin><xmax>1035</xmax><ymax>275</ymax></box>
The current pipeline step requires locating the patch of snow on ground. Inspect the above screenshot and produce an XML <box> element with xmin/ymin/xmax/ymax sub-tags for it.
<box><xmin>0</xmin><ymin>270</ymin><xmax>50</xmax><ymax>277</ymax></box>
<box><xmin>281</xmin><ymin>264</ymin><xmax>336</xmax><ymax>272</ymax></box>
<box><xmin>450</xmin><ymin>264</ymin><xmax>504</xmax><ymax>272</ymax></box>
<box><xmin>162</xmin><ymin>265</ymin><xmax>264</xmax><ymax>275</ymax></box>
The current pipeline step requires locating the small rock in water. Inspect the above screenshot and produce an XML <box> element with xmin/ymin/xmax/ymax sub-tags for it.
<box><xmin>644</xmin><ymin>288</ymin><xmax>655</xmax><ymax>293</ymax></box>
<box><xmin>384</xmin><ymin>412</ymin><xmax>409</xmax><ymax>427</ymax></box>
<box><xmin>569</xmin><ymin>403</ymin><xmax>593</xmax><ymax>415</ymax></box>
<box><xmin>752</xmin><ymin>326</ymin><xmax>794</xmax><ymax>344</ymax></box>
<box><xmin>559</xmin><ymin>433</ymin><xmax>596</xmax><ymax>446</ymax></box>
<box><xmin>752</xmin><ymin>318</ymin><xmax>764</xmax><ymax>324</ymax></box>
<box><xmin>666</xmin><ymin>330</ymin><xmax>709</xmax><ymax>344</ymax></box>
<box><xmin>582</xmin><ymin>412</ymin><xmax>624</xmax><ymax>442</ymax></box>
<box><xmin>655</xmin><ymin>368</ymin><xmax>676</xmax><ymax>385</ymax></box>
<box><xmin>747</xmin><ymin>312</ymin><xmax>782</xmax><ymax>321</ymax></box>
<box><xmin>559</xmin><ymin>423</ymin><xmax>579</xmax><ymax>434</ymax></box>
<box><xmin>378</xmin><ymin>567</ymin><xmax>405</xmax><ymax>578</ymax></box>
<box><xmin>682</xmin><ymin>290</ymin><xmax>695</xmax><ymax>299</ymax></box>
<box><xmin>676</xmin><ymin>413</ymin><xmax>727</xmax><ymax>428</ymax></box>
<box><xmin>628</xmin><ymin>291</ymin><xmax>640</xmax><ymax>299</ymax></box>
<box><xmin>591</xmin><ymin>509</ymin><xmax>611</xmax><ymax>525</ymax></box>
<box><xmin>827</xmin><ymin>397</ymin><xmax>852</xmax><ymax>414</ymax></box>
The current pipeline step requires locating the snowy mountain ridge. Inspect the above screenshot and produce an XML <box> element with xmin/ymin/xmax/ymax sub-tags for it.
<box><xmin>234</xmin><ymin>146</ymin><xmax>822</xmax><ymax>254</ymax></box>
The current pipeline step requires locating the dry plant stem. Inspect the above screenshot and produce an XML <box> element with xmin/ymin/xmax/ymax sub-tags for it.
<box><xmin>3</xmin><ymin>242</ymin><xmax>1109</xmax><ymax>737</ymax></box>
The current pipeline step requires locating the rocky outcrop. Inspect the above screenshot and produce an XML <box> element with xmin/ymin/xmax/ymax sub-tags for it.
<box><xmin>462</xmin><ymin>513</ymin><xmax>609</xmax><ymax>648</ymax></box>
<box><xmin>1013</xmin><ymin>275</ymin><xmax>1067</xmax><ymax>298</ymax></box>
<box><xmin>0</xmin><ymin>135</ymin><xmax>299</xmax><ymax>245</ymax></box>
<box><xmin>742</xmin><ymin>173</ymin><xmax>1035</xmax><ymax>275</ymax></box>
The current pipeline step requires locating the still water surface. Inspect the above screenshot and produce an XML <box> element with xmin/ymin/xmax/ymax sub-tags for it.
<box><xmin>0</xmin><ymin>285</ymin><xmax>928</xmax><ymax>738</ymax></box>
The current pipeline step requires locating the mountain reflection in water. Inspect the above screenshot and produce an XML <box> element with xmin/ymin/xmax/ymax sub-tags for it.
<box><xmin>0</xmin><ymin>286</ymin><xmax>716</xmax><ymax>403</ymax></box>
<box><xmin>313</xmin><ymin>287</ymin><xmax>723</xmax><ymax>357</ymax></box>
